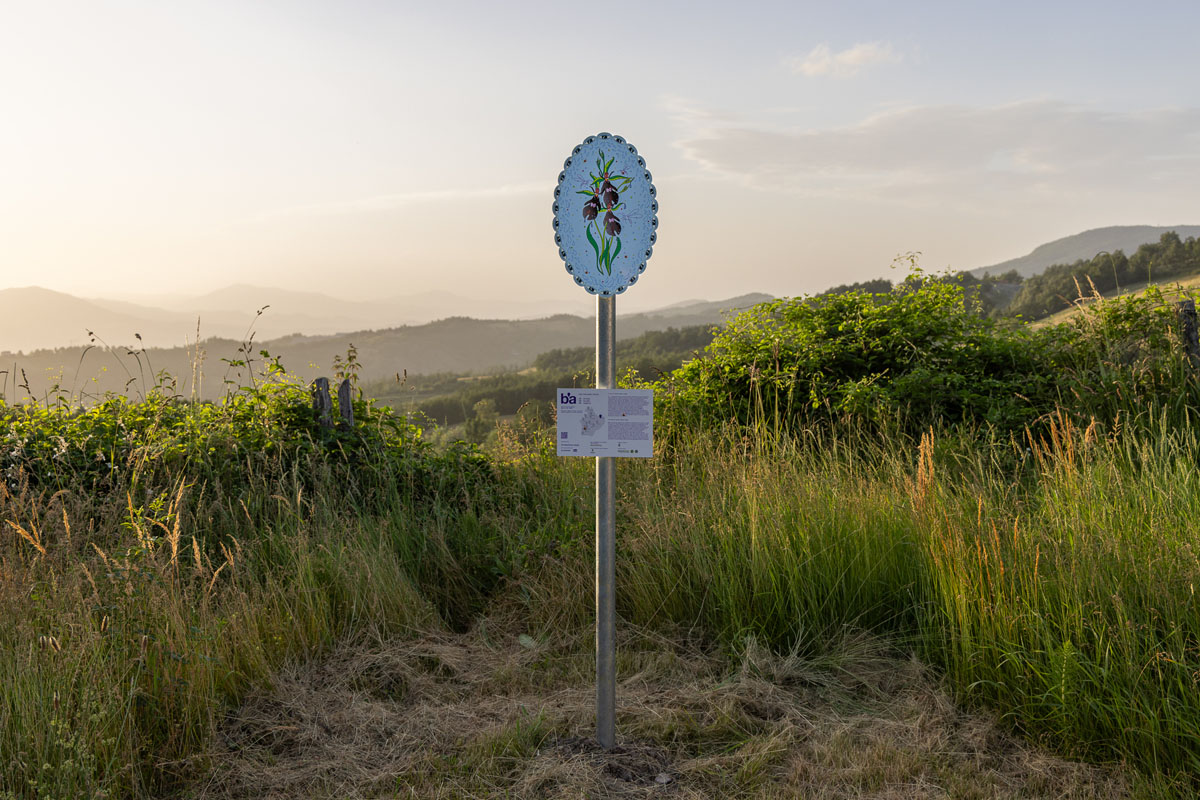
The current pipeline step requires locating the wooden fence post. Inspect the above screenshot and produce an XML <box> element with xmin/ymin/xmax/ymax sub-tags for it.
<box><xmin>311</xmin><ymin>377</ymin><xmax>333</xmax><ymax>430</ymax></box>
<box><xmin>1178</xmin><ymin>300</ymin><xmax>1200</xmax><ymax>370</ymax></box>
<box><xmin>337</xmin><ymin>378</ymin><xmax>354</xmax><ymax>428</ymax></box>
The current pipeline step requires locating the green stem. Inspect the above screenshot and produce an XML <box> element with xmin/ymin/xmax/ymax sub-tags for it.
<box><xmin>592</xmin><ymin>221</ymin><xmax>603</xmax><ymax>271</ymax></box>
<box><xmin>599</xmin><ymin>225</ymin><xmax>608</xmax><ymax>273</ymax></box>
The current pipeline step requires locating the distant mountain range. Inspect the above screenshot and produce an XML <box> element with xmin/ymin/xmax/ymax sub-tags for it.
<box><xmin>0</xmin><ymin>293</ymin><xmax>770</xmax><ymax>402</ymax></box>
<box><xmin>0</xmin><ymin>284</ymin><xmax>602</xmax><ymax>354</ymax></box>
<box><xmin>970</xmin><ymin>225</ymin><xmax>1200</xmax><ymax>279</ymax></box>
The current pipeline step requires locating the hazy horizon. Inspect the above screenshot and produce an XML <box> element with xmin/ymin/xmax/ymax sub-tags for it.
<box><xmin>4</xmin><ymin>1</ymin><xmax>1199</xmax><ymax>315</ymax></box>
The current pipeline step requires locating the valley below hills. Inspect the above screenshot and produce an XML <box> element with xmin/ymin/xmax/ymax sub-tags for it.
<box><xmin>0</xmin><ymin>294</ymin><xmax>770</xmax><ymax>403</ymax></box>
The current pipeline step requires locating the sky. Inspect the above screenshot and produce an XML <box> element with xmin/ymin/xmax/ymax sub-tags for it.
<box><xmin>2</xmin><ymin>0</ymin><xmax>1198</xmax><ymax>316</ymax></box>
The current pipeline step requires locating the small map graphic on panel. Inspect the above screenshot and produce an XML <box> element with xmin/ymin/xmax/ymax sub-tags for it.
<box><xmin>580</xmin><ymin>407</ymin><xmax>605</xmax><ymax>436</ymax></box>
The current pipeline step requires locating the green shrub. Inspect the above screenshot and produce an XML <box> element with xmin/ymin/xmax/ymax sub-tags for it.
<box><xmin>658</xmin><ymin>271</ymin><xmax>1200</xmax><ymax>440</ymax></box>
<box><xmin>0</xmin><ymin>374</ymin><xmax>494</xmax><ymax>515</ymax></box>
<box><xmin>661</xmin><ymin>276</ymin><xmax>1059</xmax><ymax>434</ymax></box>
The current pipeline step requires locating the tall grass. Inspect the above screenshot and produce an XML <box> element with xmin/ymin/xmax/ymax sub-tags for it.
<box><xmin>0</xmin><ymin>468</ymin><xmax>445</xmax><ymax>798</ymax></box>
<box><xmin>0</xmin><ymin>384</ymin><xmax>577</xmax><ymax>798</ymax></box>
<box><xmin>922</xmin><ymin>415</ymin><xmax>1200</xmax><ymax>777</ymax></box>
<box><xmin>593</xmin><ymin>416</ymin><xmax>1200</xmax><ymax>790</ymax></box>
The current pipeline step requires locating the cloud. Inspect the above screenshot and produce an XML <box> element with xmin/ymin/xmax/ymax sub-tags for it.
<box><xmin>787</xmin><ymin>42</ymin><xmax>899</xmax><ymax>78</ymax></box>
<box><xmin>676</xmin><ymin>101</ymin><xmax>1200</xmax><ymax>208</ymax></box>
<box><xmin>661</xmin><ymin>95</ymin><xmax>738</xmax><ymax>125</ymax></box>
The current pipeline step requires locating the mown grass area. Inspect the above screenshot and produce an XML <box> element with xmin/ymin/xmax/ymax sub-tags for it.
<box><xmin>196</xmin><ymin>618</ymin><xmax>1124</xmax><ymax>799</ymax></box>
<box><xmin>4</xmin><ymin>279</ymin><xmax>1200</xmax><ymax>797</ymax></box>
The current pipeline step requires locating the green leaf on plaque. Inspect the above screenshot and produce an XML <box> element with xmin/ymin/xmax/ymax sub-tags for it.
<box><xmin>587</xmin><ymin>226</ymin><xmax>601</xmax><ymax>261</ymax></box>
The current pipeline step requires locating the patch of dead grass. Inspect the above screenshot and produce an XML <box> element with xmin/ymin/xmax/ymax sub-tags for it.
<box><xmin>184</xmin><ymin>619</ymin><xmax>1128</xmax><ymax>799</ymax></box>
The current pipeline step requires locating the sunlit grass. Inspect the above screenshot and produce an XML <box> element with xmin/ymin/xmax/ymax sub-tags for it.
<box><xmin>607</xmin><ymin>416</ymin><xmax>1200</xmax><ymax>794</ymax></box>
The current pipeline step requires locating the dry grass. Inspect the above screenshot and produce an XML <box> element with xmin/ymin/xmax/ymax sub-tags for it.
<box><xmin>184</xmin><ymin>617</ymin><xmax>1127</xmax><ymax>800</ymax></box>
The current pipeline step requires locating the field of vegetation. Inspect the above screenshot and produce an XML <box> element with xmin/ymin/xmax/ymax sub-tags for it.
<box><xmin>4</xmin><ymin>266</ymin><xmax>1200</xmax><ymax>798</ymax></box>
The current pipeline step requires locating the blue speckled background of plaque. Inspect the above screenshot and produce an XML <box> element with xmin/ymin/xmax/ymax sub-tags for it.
<box><xmin>552</xmin><ymin>132</ymin><xmax>658</xmax><ymax>296</ymax></box>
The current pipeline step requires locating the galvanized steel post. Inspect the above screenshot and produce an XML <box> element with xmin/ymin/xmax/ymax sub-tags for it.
<box><xmin>595</xmin><ymin>295</ymin><xmax>617</xmax><ymax>749</ymax></box>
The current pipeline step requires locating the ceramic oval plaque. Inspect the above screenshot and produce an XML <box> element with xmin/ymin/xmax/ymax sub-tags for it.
<box><xmin>552</xmin><ymin>132</ymin><xmax>658</xmax><ymax>296</ymax></box>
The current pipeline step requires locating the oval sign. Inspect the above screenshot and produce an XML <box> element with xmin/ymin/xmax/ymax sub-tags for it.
<box><xmin>553</xmin><ymin>132</ymin><xmax>658</xmax><ymax>296</ymax></box>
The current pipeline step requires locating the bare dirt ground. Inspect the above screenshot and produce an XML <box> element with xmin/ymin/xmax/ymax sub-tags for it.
<box><xmin>183</xmin><ymin>619</ymin><xmax>1128</xmax><ymax>799</ymax></box>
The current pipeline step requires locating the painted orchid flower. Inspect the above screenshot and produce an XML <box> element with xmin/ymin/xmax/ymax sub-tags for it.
<box><xmin>582</xmin><ymin>194</ymin><xmax>601</xmax><ymax>221</ymax></box>
<box><xmin>600</xmin><ymin>181</ymin><xmax>619</xmax><ymax>208</ymax></box>
<box><xmin>604</xmin><ymin>211</ymin><xmax>621</xmax><ymax>236</ymax></box>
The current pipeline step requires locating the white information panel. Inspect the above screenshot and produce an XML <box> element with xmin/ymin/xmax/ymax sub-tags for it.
<box><xmin>557</xmin><ymin>389</ymin><xmax>653</xmax><ymax>458</ymax></box>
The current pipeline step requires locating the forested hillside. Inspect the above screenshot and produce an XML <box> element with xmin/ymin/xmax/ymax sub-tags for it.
<box><xmin>820</xmin><ymin>231</ymin><xmax>1200</xmax><ymax>322</ymax></box>
<box><xmin>969</xmin><ymin>224</ymin><xmax>1200</xmax><ymax>279</ymax></box>
<box><xmin>1005</xmin><ymin>231</ymin><xmax>1200</xmax><ymax>318</ymax></box>
<box><xmin>364</xmin><ymin>325</ymin><xmax>715</xmax><ymax>433</ymax></box>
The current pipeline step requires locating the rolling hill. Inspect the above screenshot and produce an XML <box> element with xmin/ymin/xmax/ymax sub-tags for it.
<box><xmin>971</xmin><ymin>225</ymin><xmax>1200</xmax><ymax>279</ymax></box>
<box><xmin>0</xmin><ymin>284</ymin><xmax>600</xmax><ymax>353</ymax></box>
<box><xmin>0</xmin><ymin>285</ymin><xmax>383</xmax><ymax>353</ymax></box>
<box><xmin>0</xmin><ymin>287</ymin><xmax>197</xmax><ymax>354</ymax></box>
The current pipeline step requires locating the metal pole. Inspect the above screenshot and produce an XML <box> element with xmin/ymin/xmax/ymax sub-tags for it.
<box><xmin>596</xmin><ymin>294</ymin><xmax>616</xmax><ymax>749</ymax></box>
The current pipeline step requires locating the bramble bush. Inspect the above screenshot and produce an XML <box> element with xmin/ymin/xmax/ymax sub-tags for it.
<box><xmin>660</xmin><ymin>275</ymin><xmax>1058</xmax><ymax>433</ymax></box>
<box><xmin>656</xmin><ymin>271</ymin><xmax>1200</xmax><ymax>438</ymax></box>
<box><xmin>0</xmin><ymin>366</ymin><xmax>494</xmax><ymax>518</ymax></box>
